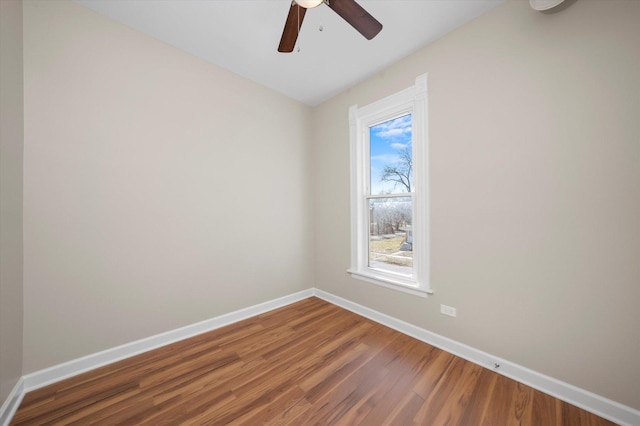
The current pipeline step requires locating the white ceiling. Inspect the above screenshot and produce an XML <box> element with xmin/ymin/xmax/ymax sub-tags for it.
<box><xmin>75</xmin><ymin>0</ymin><xmax>505</xmax><ymax>106</ymax></box>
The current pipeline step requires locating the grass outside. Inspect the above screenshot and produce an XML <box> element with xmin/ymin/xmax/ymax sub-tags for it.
<box><xmin>369</xmin><ymin>235</ymin><xmax>413</xmax><ymax>267</ymax></box>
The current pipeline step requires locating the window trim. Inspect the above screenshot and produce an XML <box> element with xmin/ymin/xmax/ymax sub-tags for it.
<box><xmin>347</xmin><ymin>74</ymin><xmax>432</xmax><ymax>296</ymax></box>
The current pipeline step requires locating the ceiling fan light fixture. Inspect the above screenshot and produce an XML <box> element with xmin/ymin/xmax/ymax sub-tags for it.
<box><xmin>530</xmin><ymin>0</ymin><xmax>566</xmax><ymax>11</ymax></box>
<box><xmin>294</xmin><ymin>0</ymin><xmax>323</xmax><ymax>9</ymax></box>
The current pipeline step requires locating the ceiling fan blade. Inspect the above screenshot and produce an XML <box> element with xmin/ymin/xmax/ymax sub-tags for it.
<box><xmin>278</xmin><ymin>2</ymin><xmax>307</xmax><ymax>53</ymax></box>
<box><xmin>326</xmin><ymin>0</ymin><xmax>382</xmax><ymax>40</ymax></box>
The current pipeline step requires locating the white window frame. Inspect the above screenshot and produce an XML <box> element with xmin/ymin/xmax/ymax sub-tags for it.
<box><xmin>347</xmin><ymin>74</ymin><xmax>431</xmax><ymax>297</ymax></box>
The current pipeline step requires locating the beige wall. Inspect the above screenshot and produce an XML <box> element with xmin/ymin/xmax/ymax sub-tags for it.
<box><xmin>313</xmin><ymin>0</ymin><xmax>639</xmax><ymax>410</ymax></box>
<box><xmin>0</xmin><ymin>0</ymin><xmax>24</xmax><ymax>404</ymax></box>
<box><xmin>22</xmin><ymin>0</ymin><xmax>313</xmax><ymax>373</ymax></box>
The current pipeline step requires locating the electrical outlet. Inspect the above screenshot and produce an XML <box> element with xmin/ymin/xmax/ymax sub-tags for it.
<box><xmin>440</xmin><ymin>304</ymin><xmax>457</xmax><ymax>317</ymax></box>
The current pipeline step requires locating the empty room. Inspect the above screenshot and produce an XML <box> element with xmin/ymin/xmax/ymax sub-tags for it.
<box><xmin>1</xmin><ymin>0</ymin><xmax>638</xmax><ymax>424</ymax></box>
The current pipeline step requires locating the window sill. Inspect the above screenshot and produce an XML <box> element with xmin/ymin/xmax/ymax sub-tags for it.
<box><xmin>347</xmin><ymin>269</ymin><xmax>432</xmax><ymax>298</ymax></box>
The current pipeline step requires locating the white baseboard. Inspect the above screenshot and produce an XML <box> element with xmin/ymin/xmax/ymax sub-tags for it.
<box><xmin>22</xmin><ymin>288</ymin><xmax>313</xmax><ymax>392</ymax></box>
<box><xmin>7</xmin><ymin>287</ymin><xmax>638</xmax><ymax>426</ymax></box>
<box><xmin>0</xmin><ymin>378</ymin><xmax>24</xmax><ymax>426</ymax></box>
<box><xmin>312</xmin><ymin>288</ymin><xmax>640</xmax><ymax>426</ymax></box>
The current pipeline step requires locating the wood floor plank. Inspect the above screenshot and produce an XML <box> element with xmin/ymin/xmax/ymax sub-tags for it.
<box><xmin>225</xmin><ymin>385</ymin><xmax>306</xmax><ymax>425</ymax></box>
<box><xmin>458</xmin><ymin>367</ymin><xmax>499</xmax><ymax>425</ymax></box>
<box><xmin>335</xmin><ymin>336</ymin><xmax>436</xmax><ymax>424</ymax></box>
<box><xmin>412</xmin><ymin>346</ymin><xmax>456</xmax><ymax>399</ymax></box>
<box><xmin>481</xmin><ymin>372</ymin><xmax>519</xmax><ymax>425</ymax></box>
<box><xmin>381</xmin><ymin>391</ymin><xmax>425</xmax><ymax>426</ymax></box>
<box><xmin>507</xmin><ymin>381</ymin><xmax>535</xmax><ymax>425</ymax></box>
<box><xmin>294</xmin><ymin>342</ymin><xmax>394</xmax><ymax>424</ymax></box>
<box><xmin>414</xmin><ymin>357</ymin><xmax>484</xmax><ymax>424</ymax></box>
<box><xmin>11</xmin><ymin>297</ymin><xmax>617</xmax><ymax>425</ymax></box>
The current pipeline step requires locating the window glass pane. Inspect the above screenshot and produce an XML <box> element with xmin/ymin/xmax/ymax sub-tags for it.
<box><xmin>368</xmin><ymin>197</ymin><xmax>413</xmax><ymax>276</ymax></box>
<box><xmin>369</xmin><ymin>114</ymin><xmax>413</xmax><ymax>195</ymax></box>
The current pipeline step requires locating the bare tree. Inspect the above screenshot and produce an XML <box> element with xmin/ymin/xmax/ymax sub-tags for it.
<box><xmin>380</xmin><ymin>148</ymin><xmax>412</xmax><ymax>192</ymax></box>
<box><xmin>371</xmin><ymin>198</ymin><xmax>412</xmax><ymax>236</ymax></box>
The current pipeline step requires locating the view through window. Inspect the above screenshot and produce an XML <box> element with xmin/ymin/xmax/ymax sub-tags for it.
<box><xmin>368</xmin><ymin>114</ymin><xmax>413</xmax><ymax>276</ymax></box>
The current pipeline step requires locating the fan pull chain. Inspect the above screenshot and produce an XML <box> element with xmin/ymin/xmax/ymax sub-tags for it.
<box><xmin>297</xmin><ymin>4</ymin><xmax>301</xmax><ymax>53</ymax></box>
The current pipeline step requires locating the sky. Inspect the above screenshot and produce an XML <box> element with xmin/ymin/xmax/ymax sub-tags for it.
<box><xmin>369</xmin><ymin>114</ymin><xmax>413</xmax><ymax>195</ymax></box>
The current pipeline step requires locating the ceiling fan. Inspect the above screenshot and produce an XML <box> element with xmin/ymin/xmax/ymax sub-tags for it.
<box><xmin>278</xmin><ymin>0</ymin><xmax>383</xmax><ymax>53</ymax></box>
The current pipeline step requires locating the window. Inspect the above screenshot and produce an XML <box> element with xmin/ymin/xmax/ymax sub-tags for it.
<box><xmin>348</xmin><ymin>74</ymin><xmax>431</xmax><ymax>296</ymax></box>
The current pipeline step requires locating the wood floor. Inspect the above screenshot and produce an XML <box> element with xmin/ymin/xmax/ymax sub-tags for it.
<box><xmin>12</xmin><ymin>297</ymin><xmax>615</xmax><ymax>425</ymax></box>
